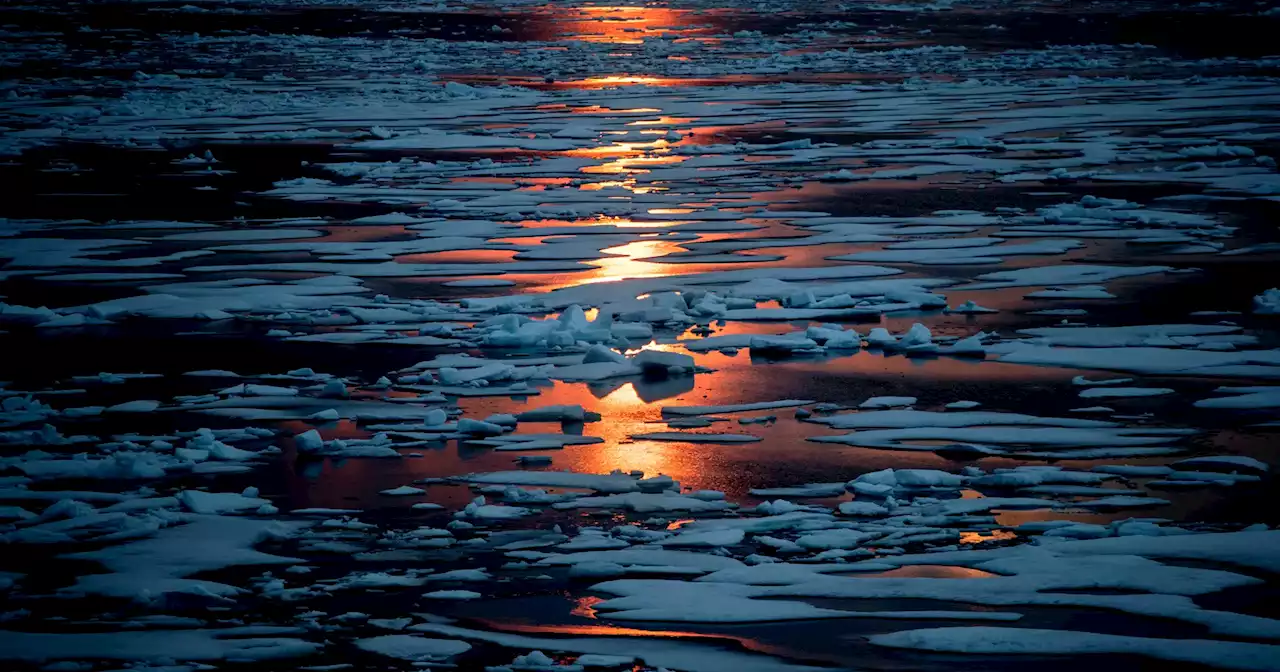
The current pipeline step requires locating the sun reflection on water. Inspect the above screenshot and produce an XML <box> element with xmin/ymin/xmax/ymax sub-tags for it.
<box><xmin>854</xmin><ymin>565</ymin><xmax>1000</xmax><ymax>579</ymax></box>
<box><xmin>473</xmin><ymin>619</ymin><xmax>724</xmax><ymax>640</ymax></box>
<box><xmin>536</xmin><ymin>237</ymin><xmax>698</xmax><ymax>290</ymax></box>
<box><xmin>959</xmin><ymin>530</ymin><xmax>1019</xmax><ymax>544</ymax></box>
<box><xmin>577</xmin><ymin>74</ymin><xmax>677</xmax><ymax>84</ymax></box>
<box><xmin>570</xmin><ymin>596</ymin><xmax>604</xmax><ymax>619</ymax></box>
<box><xmin>582</xmin><ymin>153</ymin><xmax>685</xmax><ymax>175</ymax></box>
<box><xmin>551</xmin><ymin>6</ymin><xmax>689</xmax><ymax>45</ymax></box>
<box><xmin>628</xmin><ymin>116</ymin><xmax>695</xmax><ymax>126</ymax></box>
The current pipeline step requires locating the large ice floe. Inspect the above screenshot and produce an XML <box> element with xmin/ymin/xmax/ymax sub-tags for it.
<box><xmin>2</xmin><ymin>0</ymin><xmax>1280</xmax><ymax>670</ymax></box>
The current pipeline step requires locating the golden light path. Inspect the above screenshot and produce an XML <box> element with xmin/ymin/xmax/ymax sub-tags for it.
<box><xmin>553</xmin><ymin>238</ymin><xmax>689</xmax><ymax>289</ymax></box>
<box><xmin>473</xmin><ymin>620</ymin><xmax>736</xmax><ymax>639</ymax></box>
<box><xmin>418</xmin><ymin>47</ymin><xmax>1167</xmax><ymax>501</ymax></box>
<box><xmin>581</xmin><ymin>152</ymin><xmax>685</xmax><ymax>175</ymax></box>
<box><xmin>550</xmin><ymin>6</ymin><xmax>695</xmax><ymax>45</ymax></box>
<box><xmin>520</xmin><ymin>106</ymin><xmax>756</xmax><ymax>291</ymax></box>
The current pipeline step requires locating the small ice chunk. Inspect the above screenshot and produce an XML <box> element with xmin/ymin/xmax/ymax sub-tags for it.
<box><xmin>1078</xmin><ymin>387</ymin><xmax>1175</xmax><ymax>399</ymax></box>
<box><xmin>946</xmin><ymin>301</ymin><xmax>998</xmax><ymax>314</ymax></box>
<box><xmin>354</xmin><ymin>634</ymin><xmax>470</xmax><ymax>661</ymax></box>
<box><xmin>178</xmin><ymin>489</ymin><xmax>270</xmax><ymax>515</ymax></box>
<box><xmin>568</xmin><ymin>562</ymin><xmax>628</xmax><ymax>578</ymax></box>
<box><xmin>422</xmin><ymin>590</ymin><xmax>481</xmax><ymax>600</ymax></box>
<box><xmin>860</xmin><ymin>396</ymin><xmax>917</xmax><ymax>409</ymax></box>
<box><xmin>106</xmin><ymin>400</ymin><xmax>160</xmax><ymax>413</ymax></box>
<box><xmin>516</xmin><ymin>405</ymin><xmax>593</xmax><ymax>423</ymax></box>
<box><xmin>294</xmin><ymin>430</ymin><xmax>325</xmax><ymax>453</ymax></box>
<box><xmin>456</xmin><ymin>418</ymin><xmax>505</xmax><ymax>436</ymax></box>
<box><xmin>380</xmin><ymin>486</ymin><xmax>425</xmax><ymax>496</ymax></box>
<box><xmin>1073</xmin><ymin>376</ymin><xmax>1135</xmax><ymax>387</ymax></box>
<box><xmin>632</xmin><ymin>349</ymin><xmax>695</xmax><ymax>373</ymax></box>
<box><xmin>1254</xmin><ymin>288</ymin><xmax>1280</xmax><ymax>314</ymax></box>
<box><xmin>839</xmin><ymin>501</ymin><xmax>890</xmax><ymax>516</ymax></box>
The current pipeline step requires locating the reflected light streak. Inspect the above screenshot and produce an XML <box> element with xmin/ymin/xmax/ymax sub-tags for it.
<box><xmin>568</xmin><ymin>138</ymin><xmax>675</xmax><ymax>158</ymax></box>
<box><xmin>959</xmin><ymin>530</ymin><xmax>1019</xmax><ymax>544</ymax></box>
<box><xmin>474</xmin><ymin>619</ymin><xmax>728</xmax><ymax>640</ymax></box>
<box><xmin>570</xmin><ymin>105</ymin><xmax>663</xmax><ymax>114</ymax></box>
<box><xmin>538</xmin><ymin>238</ymin><xmax>691</xmax><ymax>290</ymax></box>
<box><xmin>504</xmin><ymin>381</ymin><xmax>683</xmax><ymax>479</ymax></box>
<box><xmin>579</xmin><ymin>180</ymin><xmax>631</xmax><ymax>190</ymax></box>
<box><xmin>628</xmin><ymin>116</ymin><xmax>695</xmax><ymax>126</ymax></box>
<box><xmin>582</xmin><ymin>153</ymin><xmax>685</xmax><ymax>175</ymax></box>
<box><xmin>552</xmin><ymin>7</ymin><xmax>689</xmax><ymax>45</ymax></box>
<box><xmin>579</xmin><ymin>180</ymin><xmax>662</xmax><ymax>194</ymax></box>
<box><xmin>400</xmin><ymin>249</ymin><xmax>517</xmax><ymax>264</ymax></box>
<box><xmin>854</xmin><ymin>565</ymin><xmax>1000</xmax><ymax>579</ymax></box>
<box><xmin>605</xmin><ymin>218</ymin><xmax>679</xmax><ymax>227</ymax></box>
<box><xmin>570</xmin><ymin>596</ymin><xmax>603</xmax><ymax>619</ymax></box>
<box><xmin>558</xmin><ymin>76</ymin><xmax>720</xmax><ymax>89</ymax></box>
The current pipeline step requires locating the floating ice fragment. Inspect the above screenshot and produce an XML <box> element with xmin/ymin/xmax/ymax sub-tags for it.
<box><xmin>421</xmin><ymin>590</ymin><xmax>481</xmax><ymax>600</ymax></box>
<box><xmin>178</xmin><ymin>490</ymin><xmax>271</xmax><ymax>515</ymax></box>
<box><xmin>945</xmin><ymin>300</ymin><xmax>998</xmax><ymax>314</ymax></box>
<box><xmin>1078</xmin><ymin>387</ymin><xmax>1175</xmax><ymax>399</ymax></box>
<box><xmin>871</xmin><ymin>627</ymin><xmax>1280</xmax><ymax>670</ymax></box>
<box><xmin>860</xmin><ymin>396</ymin><xmax>917</xmax><ymax>409</ymax></box>
<box><xmin>380</xmin><ymin>486</ymin><xmax>425</xmax><ymax>496</ymax></box>
<box><xmin>1255</xmin><ymin>288</ymin><xmax>1280</xmax><ymax>314</ymax></box>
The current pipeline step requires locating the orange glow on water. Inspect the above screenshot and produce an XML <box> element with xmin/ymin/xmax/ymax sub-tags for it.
<box><xmin>564</xmin><ymin>140</ymin><xmax>669</xmax><ymax>160</ymax></box>
<box><xmin>856</xmin><ymin>565</ymin><xmax>1000</xmax><ymax>579</ymax></box>
<box><xmin>474</xmin><ymin>619</ymin><xmax>726</xmax><ymax>640</ymax></box>
<box><xmin>604</xmin><ymin>218</ymin><xmax>682</xmax><ymax>228</ymax></box>
<box><xmin>960</xmin><ymin>530</ymin><xmax>1019</xmax><ymax>544</ymax></box>
<box><xmin>580</xmin><ymin>74</ymin><xmax>675</xmax><ymax>84</ymax></box>
<box><xmin>591</xmin><ymin>380</ymin><xmax>657</xmax><ymax>416</ymax></box>
<box><xmin>570</xmin><ymin>596</ymin><xmax>604</xmax><ymax>619</ymax></box>
<box><xmin>628</xmin><ymin>116</ymin><xmax>695</xmax><ymax>126</ymax></box>
<box><xmin>538</xmin><ymin>238</ymin><xmax>692</xmax><ymax>289</ymax></box>
<box><xmin>578</xmin><ymin>180</ymin><xmax>663</xmax><ymax>194</ymax></box>
<box><xmin>582</xmin><ymin>153</ymin><xmax>685</xmax><ymax>175</ymax></box>
<box><xmin>399</xmin><ymin>249</ymin><xmax>517</xmax><ymax>264</ymax></box>
<box><xmin>570</xmin><ymin>105</ymin><xmax>664</xmax><ymax>114</ymax></box>
<box><xmin>994</xmin><ymin>509</ymin><xmax>1123</xmax><ymax>527</ymax></box>
<box><xmin>448</xmin><ymin>74</ymin><xmax>895</xmax><ymax>89</ymax></box>
<box><xmin>550</xmin><ymin>7</ymin><xmax>692</xmax><ymax>45</ymax></box>
<box><xmin>579</xmin><ymin>180</ymin><xmax>630</xmax><ymax>190</ymax></box>
<box><xmin>497</xmin><ymin>381</ymin><xmax>683</xmax><ymax>479</ymax></box>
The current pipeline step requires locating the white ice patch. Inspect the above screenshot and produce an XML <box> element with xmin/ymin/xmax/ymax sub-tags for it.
<box><xmin>0</xmin><ymin>629</ymin><xmax>321</xmax><ymax>663</ymax></box>
<box><xmin>870</xmin><ymin>627</ymin><xmax>1280</xmax><ymax>671</ymax></box>
<box><xmin>354</xmin><ymin>635</ymin><xmax>470</xmax><ymax>661</ymax></box>
<box><xmin>60</xmin><ymin>515</ymin><xmax>306</xmax><ymax>601</ymax></box>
